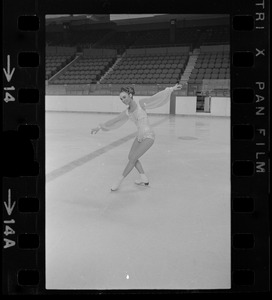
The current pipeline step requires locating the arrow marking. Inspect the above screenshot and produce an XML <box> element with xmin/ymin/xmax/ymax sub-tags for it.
<box><xmin>3</xmin><ymin>55</ymin><xmax>15</xmax><ymax>82</ymax></box>
<box><xmin>4</xmin><ymin>189</ymin><xmax>16</xmax><ymax>216</ymax></box>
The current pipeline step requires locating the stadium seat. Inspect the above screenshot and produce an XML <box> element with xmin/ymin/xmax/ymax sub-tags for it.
<box><xmin>168</xmin><ymin>78</ymin><xmax>175</xmax><ymax>84</ymax></box>
<box><xmin>212</xmin><ymin>69</ymin><xmax>219</xmax><ymax>74</ymax></box>
<box><xmin>211</xmin><ymin>74</ymin><xmax>218</xmax><ymax>79</ymax></box>
<box><xmin>190</xmin><ymin>73</ymin><xmax>197</xmax><ymax>79</ymax></box>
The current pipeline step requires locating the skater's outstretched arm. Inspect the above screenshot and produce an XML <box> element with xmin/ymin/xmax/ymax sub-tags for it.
<box><xmin>139</xmin><ymin>84</ymin><xmax>182</xmax><ymax>110</ymax></box>
<box><xmin>91</xmin><ymin>109</ymin><xmax>129</xmax><ymax>134</ymax></box>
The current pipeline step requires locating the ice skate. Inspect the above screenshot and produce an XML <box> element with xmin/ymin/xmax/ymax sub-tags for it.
<box><xmin>111</xmin><ymin>176</ymin><xmax>124</xmax><ymax>191</ymax></box>
<box><xmin>134</xmin><ymin>179</ymin><xmax>149</xmax><ymax>186</ymax></box>
<box><xmin>135</xmin><ymin>174</ymin><xmax>149</xmax><ymax>186</ymax></box>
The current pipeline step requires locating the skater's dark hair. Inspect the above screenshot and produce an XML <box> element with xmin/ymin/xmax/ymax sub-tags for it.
<box><xmin>120</xmin><ymin>86</ymin><xmax>135</xmax><ymax>96</ymax></box>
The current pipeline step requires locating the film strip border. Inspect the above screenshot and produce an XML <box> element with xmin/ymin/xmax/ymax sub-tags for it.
<box><xmin>2</xmin><ymin>0</ymin><xmax>270</xmax><ymax>294</ymax></box>
<box><xmin>231</xmin><ymin>0</ymin><xmax>270</xmax><ymax>292</ymax></box>
<box><xmin>2</xmin><ymin>0</ymin><xmax>44</xmax><ymax>295</ymax></box>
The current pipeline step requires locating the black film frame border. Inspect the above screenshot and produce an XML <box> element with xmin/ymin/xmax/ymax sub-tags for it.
<box><xmin>2</xmin><ymin>0</ymin><xmax>270</xmax><ymax>294</ymax></box>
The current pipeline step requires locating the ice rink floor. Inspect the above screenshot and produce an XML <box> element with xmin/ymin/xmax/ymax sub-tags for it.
<box><xmin>46</xmin><ymin>111</ymin><xmax>231</xmax><ymax>290</ymax></box>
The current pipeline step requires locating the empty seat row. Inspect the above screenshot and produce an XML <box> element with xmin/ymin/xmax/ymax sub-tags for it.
<box><xmin>59</xmin><ymin>74</ymin><xmax>98</xmax><ymax>79</ymax></box>
<box><xmin>53</xmin><ymin>79</ymin><xmax>95</xmax><ymax>84</ymax></box>
<box><xmin>198</xmin><ymin>53</ymin><xmax>229</xmax><ymax>57</ymax></box>
<box><xmin>49</xmin><ymin>55</ymin><xmax>116</xmax><ymax>82</ymax></box>
<box><xmin>198</xmin><ymin>54</ymin><xmax>229</xmax><ymax>58</ymax></box>
<box><xmin>102</xmin><ymin>51</ymin><xmax>186</xmax><ymax>84</ymax></box>
<box><xmin>188</xmin><ymin>74</ymin><xmax>230</xmax><ymax>83</ymax></box>
<box><xmin>111</xmin><ymin>69</ymin><xmax>181</xmax><ymax>74</ymax></box>
<box><xmin>122</xmin><ymin>56</ymin><xmax>187</xmax><ymax>61</ymax></box>
<box><xmin>125</xmin><ymin>55</ymin><xmax>185</xmax><ymax>60</ymax></box>
<box><xmin>79</xmin><ymin>60</ymin><xmax>113</xmax><ymax>64</ymax></box>
<box><xmin>46</xmin><ymin>57</ymin><xmax>70</xmax><ymax>61</ymax></box>
<box><xmin>59</xmin><ymin>74</ymin><xmax>99</xmax><ymax>80</ymax></box>
<box><xmin>101</xmin><ymin>78</ymin><xmax>178</xmax><ymax>84</ymax></box>
<box><xmin>190</xmin><ymin>74</ymin><xmax>230</xmax><ymax>80</ymax></box>
<box><xmin>106</xmin><ymin>69</ymin><xmax>182</xmax><ymax>79</ymax></box>
<box><xmin>51</xmin><ymin>77</ymin><xmax>179</xmax><ymax>85</ymax></box>
<box><xmin>119</xmin><ymin>60</ymin><xmax>185</xmax><ymax>66</ymax></box>
<box><xmin>75</xmin><ymin>61</ymin><xmax>110</xmax><ymax>66</ymax></box>
<box><xmin>64</xmin><ymin>70</ymin><xmax>102</xmax><ymax>75</ymax></box>
<box><xmin>69</xmin><ymin>66</ymin><xmax>107</xmax><ymax>71</ymax></box>
<box><xmin>196</xmin><ymin>57</ymin><xmax>229</xmax><ymax>61</ymax></box>
<box><xmin>126</xmin><ymin>53</ymin><xmax>186</xmax><ymax>58</ymax></box>
<box><xmin>191</xmin><ymin>69</ymin><xmax>230</xmax><ymax>75</ymax></box>
<box><xmin>107</xmin><ymin>73</ymin><xmax>180</xmax><ymax>79</ymax></box>
<box><xmin>195</xmin><ymin>63</ymin><xmax>229</xmax><ymax>68</ymax></box>
<box><xmin>46</xmin><ymin>54</ymin><xmax>74</xmax><ymax>79</ymax></box>
<box><xmin>115</xmin><ymin>64</ymin><xmax>185</xmax><ymax>70</ymax></box>
<box><xmin>197</xmin><ymin>60</ymin><xmax>229</xmax><ymax>65</ymax></box>
<box><xmin>191</xmin><ymin>68</ymin><xmax>230</xmax><ymax>74</ymax></box>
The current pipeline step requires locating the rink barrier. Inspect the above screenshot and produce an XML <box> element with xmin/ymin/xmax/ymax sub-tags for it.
<box><xmin>45</xmin><ymin>95</ymin><xmax>230</xmax><ymax>117</ymax></box>
<box><xmin>2</xmin><ymin>0</ymin><xmax>270</xmax><ymax>295</ymax></box>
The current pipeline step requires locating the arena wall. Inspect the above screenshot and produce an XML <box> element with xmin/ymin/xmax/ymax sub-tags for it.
<box><xmin>176</xmin><ymin>96</ymin><xmax>230</xmax><ymax>116</ymax></box>
<box><xmin>45</xmin><ymin>95</ymin><xmax>230</xmax><ymax>116</ymax></box>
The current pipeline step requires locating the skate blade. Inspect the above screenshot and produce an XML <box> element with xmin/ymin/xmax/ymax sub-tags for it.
<box><xmin>135</xmin><ymin>182</ymin><xmax>149</xmax><ymax>186</ymax></box>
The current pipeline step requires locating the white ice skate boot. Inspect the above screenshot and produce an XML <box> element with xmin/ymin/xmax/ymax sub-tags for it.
<box><xmin>111</xmin><ymin>176</ymin><xmax>124</xmax><ymax>191</ymax></box>
<box><xmin>135</xmin><ymin>174</ymin><xmax>149</xmax><ymax>186</ymax></box>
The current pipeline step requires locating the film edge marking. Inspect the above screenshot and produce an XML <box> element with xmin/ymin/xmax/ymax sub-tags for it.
<box><xmin>3</xmin><ymin>55</ymin><xmax>16</xmax><ymax>103</ymax></box>
<box><xmin>3</xmin><ymin>189</ymin><xmax>16</xmax><ymax>249</ymax></box>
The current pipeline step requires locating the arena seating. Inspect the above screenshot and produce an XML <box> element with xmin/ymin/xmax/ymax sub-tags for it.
<box><xmin>51</xmin><ymin>55</ymin><xmax>116</xmax><ymax>85</ymax></box>
<box><xmin>100</xmin><ymin>52</ymin><xmax>188</xmax><ymax>85</ymax></box>
<box><xmin>188</xmin><ymin>51</ymin><xmax>230</xmax><ymax>84</ymax></box>
<box><xmin>45</xmin><ymin>22</ymin><xmax>230</xmax><ymax>97</ymax></box>
<box><xmin>46</xmin><ymin>54</ymin><xmax>76</xmax><ymax>80</ymax></box>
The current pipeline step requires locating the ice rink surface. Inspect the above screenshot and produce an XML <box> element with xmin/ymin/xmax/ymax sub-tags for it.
<box><xmin>46</xmin><ymin>111</ymin><xmax>230</xmax><ymax>290</ymax></box>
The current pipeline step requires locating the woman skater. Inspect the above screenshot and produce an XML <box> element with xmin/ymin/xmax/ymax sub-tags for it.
<box><xmin>91</xmin><ymin>84</ymin><xmax>182</xmax><ymax>191</ymax></box>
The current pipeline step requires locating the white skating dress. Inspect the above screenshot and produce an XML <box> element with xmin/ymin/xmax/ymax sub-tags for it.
<box><xmin>99</xmin><ymin>87</ymin><xmax>174</xmax><ymax>142</ymax></box>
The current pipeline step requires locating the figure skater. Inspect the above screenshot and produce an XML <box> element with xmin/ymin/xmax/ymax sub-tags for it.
<box><xmin>91</xmin><ymin>84</ymin><xmax>182</xmax><ymax>191</ymax></box>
